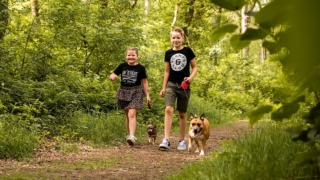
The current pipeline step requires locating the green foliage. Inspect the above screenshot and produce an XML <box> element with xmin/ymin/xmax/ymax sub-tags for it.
<box><xmin>0</xmin><ymin>117</ymin><xmax>38</xmax><ymax>159</ymax></box>
<box><xmin>0</xmin><ymin>3</ymin><xmax>317</xmax><ymax>177</ymax></box>
<box><xmin>60</xmin><ymin>110</ymin><xmax>127</xmax><ymax>144</ymax></box>
<box><xmin>211</xmin><ymin>0</ymin><xmax>320</xmax><ymax>173</ymax></box>
<box><xmin>2</xmin><ymin>0</ymin><xmax>144</xmax><ymax>79</ymax></box>
<box><xmin>210</xmin><ymin>0</ymin><xmax>248</xmax><ymax>11</ymax></box>
<box><xmin>241</xmin><ymin>28</ymin><xmax>268</xmax><ymax>40</ymax></box>
<box><xmin>210</xmin><ymin>24</ymin><xmax>238</xmax><ymax>42</ymax></box>
<box><xmin>168</xmin><ymin>123</ymin><xmax>316</xmax><ymax>180</ymax></box>
<box><xmin>230</xmin><ymin>34</ymin><xmax>251</xmax><ymax>51</ymax></box>
<box><xmin>254</xmin><ymin>0</ymin><xmax>290</xmax><ymax>28</ymax></box>
<box><xmin>247</xmin><ymin>105</ymin><xmax>273</xmax><ymax>125</ymax></box>
<box><xmin>193</xmin><ymin>53</ymin><xmax>292</xmax><ymax>121</ymax></box>
<box><xmin>271</xmin><ymin>96</ymin><xmax>305</xmax><ymax>122</ymax></box>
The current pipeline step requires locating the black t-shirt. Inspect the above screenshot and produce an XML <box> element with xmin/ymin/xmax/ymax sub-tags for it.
<box><xmin>113</xmin><ymin>63</ymin><xmax>147</xmax><ymax>86</ymax></box>
<box><xmin>164</xmin><ymin>47</ymin><xmax>196</xmax><ymax>83</ymax></box>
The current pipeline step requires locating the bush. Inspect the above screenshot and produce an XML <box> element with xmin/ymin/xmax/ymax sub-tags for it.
<box><xmin>0</xmin><ymin>118</ymin><xmax>38</xmax><ymax>159</ymax></box>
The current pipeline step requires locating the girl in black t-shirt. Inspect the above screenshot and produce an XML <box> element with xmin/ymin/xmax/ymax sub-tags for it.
<box><xmin>109</xmin><ymin>47</ymin><xmax>151</xmax><ymax>146</ymax></box>
<box><xmin>159</xmin><ymin>28</ymin><xmax>198</xmax><ymax>151</ymax></box>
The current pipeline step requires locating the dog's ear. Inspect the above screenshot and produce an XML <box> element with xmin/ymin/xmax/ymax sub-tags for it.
<box><xmin>200</xmin><ymin>113</ymin><xmax>205</xmax><ymax>121</ymax></box>
<box><xmin>189</xmin><ymin>113</ymin><xmax>194</xmax><ymax>121</ymax></box>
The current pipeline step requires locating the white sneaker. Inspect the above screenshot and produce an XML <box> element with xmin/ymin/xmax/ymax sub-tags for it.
<box><xmin>159</xmin><ymin>138</ymin><xmax>170</xmax><ymax>151</ymax></box>
<box><xmin>177</xmin><ymin>140</ymin><xmax>186</xmax><ymax>151</ymax></box>
<box><xmin>126</xmin><ymin>135</ymin><xmax>136</xmax><ymax>146</ymax></box>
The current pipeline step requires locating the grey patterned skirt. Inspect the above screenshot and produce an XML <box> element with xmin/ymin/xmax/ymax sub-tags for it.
<box><xmin>116</xmin><ymin>85</ymin><xmax>144</xmax><ymax>110</ymax></box>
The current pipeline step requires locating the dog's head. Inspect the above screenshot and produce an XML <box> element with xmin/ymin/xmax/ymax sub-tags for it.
<box><xmin>147</xmin><ymin>124</ymin><xmax>157</xmax><ymax>135</ymax></box>
<box><xmin>188</xmin><ymin>113</ymin><xmax>205</xmax><ymax>137</ymax></box>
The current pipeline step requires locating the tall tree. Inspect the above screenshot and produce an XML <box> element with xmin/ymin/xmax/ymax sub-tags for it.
<box><xmin>185</xmin><ymin>0</ymin><xmax>196</xmax><ymax>23</ymax></box>
<box><xmin>241</xmin><ymin>5</ymin><xmax>249</xmax><ymax>58</ymax></box>
<box><xmin>100</xmin><ymin>0</ymin><xmax>108</xmax><ymax>8</ymax></box>
<box><xmin>145</xmin><ymin>0</ymin><xmax>149</xmax><ymax>14</ymax></box>
<box><xmin>0</xmin><ymin>0</ymin><xmax>8</xmax><ymax>41</ymax></box>
<box><xmin>31</xmin><ymin>0</ymin><xmax>39</xmax><ymax>17</ymax></box>
<box><xmin>259</xmin><ymin>0</ymin><xmax>269</xmax><ymax>62</ymax></box>
<box><xmin>213</xmin><ymin>7</ymin><xmax>222</xmax><ymax>28</ymax></box>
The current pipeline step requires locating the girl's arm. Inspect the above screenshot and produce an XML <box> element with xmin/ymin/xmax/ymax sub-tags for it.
<box><xmin>159</xmin><ymin>62</ymin><xmax>170</xmax><ymax>97</ymax></box>
<box><xmin>184</xmin><ymin>58</ymin><xmax>197</xmax><ymax>84</ymax></box>
<box><xmin>141</xmin><ymin>78</ymin><xmax>151</xmax><ymax>104</ymax></box>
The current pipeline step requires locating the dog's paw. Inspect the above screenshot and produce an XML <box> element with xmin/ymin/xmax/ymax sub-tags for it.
<box><xmin>199</xmin><ymin>150</ymin><xmax>205</xmax><ymax>156</ymax></box>
<box><xmin>188</xmin><ymin>145</ymin><xmax>192</xmax><ymax>152</ymax></box>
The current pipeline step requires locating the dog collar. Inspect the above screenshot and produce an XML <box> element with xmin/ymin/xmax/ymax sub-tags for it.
<box><xmin>148</xmin><ymin>128</ymin><xmax>156</xmax><ymax>135</ymax></box>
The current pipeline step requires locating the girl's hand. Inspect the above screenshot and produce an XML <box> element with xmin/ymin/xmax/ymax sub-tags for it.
<box><xmin>109</xmin><ymin>73</ymin><xmax>118</xmax><ymax>81</ymax></box>
<box><xmin>159</xmin><ymin>89</ymin><xmax>166</xmax><ymax>98</ymax></box>
<box><xmin>183</xmin><ymin>77</ymin><xmax>192</xmax><ymax>84</ymax></box>
<box><xmin>146</xmin><ymin>98</ymin><xmax>151</xmax><ymax>109</ymax></box>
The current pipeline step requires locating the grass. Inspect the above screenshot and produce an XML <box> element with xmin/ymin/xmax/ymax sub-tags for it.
<box><xmin>0</xmin><ymin>109</ymin><xmax>149</xmax><ymax>159</ymax></box>
<box><xmin>0</xmin><ymin>157</ymin><xmax>117</xmax><ymax>180</ymax></box>
<box><xmin>167</xmin><ymin>122</ymin><xmax>316</xmax><ymax>180</ymax></box>
<box><xmin>0</xmin><ymin>119</ymin><xmax>38</xmax><ymax>159</ymax></box>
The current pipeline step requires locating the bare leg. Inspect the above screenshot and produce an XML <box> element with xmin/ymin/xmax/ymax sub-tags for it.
<box><xmin>124</xmin><ymin>110</ymin><xmax>130</xmax><ymax>135</ymax></box>
<box><xmin>178</xmin><ymin>111</ymin><xmax>187</xmax><ymax>141</ymax></box>
<box><xmin>164</xmin><ymin>106</ymin><xmax>174</xmax><ymax>140</ymax></box>
<box><xmin>127</xmin><ymin>109</ymin><xmax>137</xmax><ymax>135</ymax></box>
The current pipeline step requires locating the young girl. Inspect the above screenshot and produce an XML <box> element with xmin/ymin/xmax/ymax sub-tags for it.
<box><xmin>159</xmin><ymin>28</ymin><xmax>198</xmax><ymax>151</ymax></box>
<box><xmin>109</xmin><ymin>47</ymin><xmax>151</xmax><ymax>146</ymax></box>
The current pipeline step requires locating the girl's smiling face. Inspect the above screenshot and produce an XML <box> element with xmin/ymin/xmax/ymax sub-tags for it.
<box><xmin>126</xmin><ymin>50</ymin><xmax>138</xmax><ymax>65</ymax></box>
<box><xmin>170</xmin><ymin>31</ymin><xmax>184</xmax><ymax>50</ymax></box>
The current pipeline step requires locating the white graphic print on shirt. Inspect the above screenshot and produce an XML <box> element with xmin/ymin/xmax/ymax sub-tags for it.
<box><xmin>170</xmin><ymin>53</ymin><xmax>187</xmax><ymax>71</ymax></box>
<box><xmin>122</xmin><ymin>70</ymin><xmax>138</xmax><ymax>84</ymax></box>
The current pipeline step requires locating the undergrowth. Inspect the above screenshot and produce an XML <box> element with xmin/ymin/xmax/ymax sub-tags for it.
<box><xmin>167</xmin><ymin>122</ymin><xmax>316</xmax><ymax>180</ymax></box>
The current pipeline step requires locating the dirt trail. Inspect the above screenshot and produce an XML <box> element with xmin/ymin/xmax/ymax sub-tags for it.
<box><xmin>0</xmin><ymin>120</ymin><xmax>252</xmax><ymax>180</ymax></box>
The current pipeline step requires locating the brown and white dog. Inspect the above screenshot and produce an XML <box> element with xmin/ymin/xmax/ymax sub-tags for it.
<box><xmin>188</xmin><ymin>113</ymin><xmax>210</xmax><ymax>156</ymax></box>
<box><xmin>147</xmin><ymin>124</ymin><xmax>157</xmax><ymax>144</ymax></box>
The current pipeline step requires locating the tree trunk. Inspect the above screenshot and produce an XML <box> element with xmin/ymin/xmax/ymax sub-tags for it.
<box><xmin>0</xmin><ymin>0</ymin><xmax>8</xmax><ymax>41</ymax></box>
<box><xmin>241</xmin><ymin>5</ymin><xmax>250</xmax><ymax>58</ymax></box>
<box><xmin>131</xmin><ymin>0</ymin><xmax>137</xmax><ymax>8</ymax></box>
<box><xmin>31</xmin><ymin>0</ymin><xmax>39</xmax><ymax>17</ymax></box>
<box><xmin>100</xmin><ymin>0</ymin><xmax>108</xmax><ymax>8</ymax></box>
<box><xmin>21</xmin><ymin>18</ymin><xmax>37</xmax><ymax>74</ymax></box>
<box><xmin>185</xmin><ymin>0</ymin><xmax>195</xmax><ymax>27</ymax></box>
<box><xmin>213</xmin><ymin>7</ymin><xmax>222</xmax><ymax>28</ymax></box>
<box><xmin>183</xmin><ymin>0</ymin><xmax>195</xmax><ymax>38</ymax></box>
<box><xmin>145</xmin><ymin>0</ymin><xmax>149</xmax><ymax>15</ymax></box>
<box><xmin>259</xmin><ymin>0</ymin><xmax>269</xmax><ymax>62</ymax></box>
<box><xmin>260</xmin><ymin>40</ymin><xmax>267</xmax><ymax>62</ymax></box>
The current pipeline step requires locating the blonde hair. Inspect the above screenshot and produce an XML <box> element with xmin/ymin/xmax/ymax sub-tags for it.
<box><xmin>170</xmin><ymin>27</ymin><xmax>184</xmax><ymax>37</ymax></box>
<box><xmin>126</xmin><ymin>47</ymin><xmax>139</xmax><ymax>56</ymax></box>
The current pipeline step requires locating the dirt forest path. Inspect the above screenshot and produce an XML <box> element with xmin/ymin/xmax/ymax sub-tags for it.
<box><xmin>0</xmin><ymin>120</ymin><xmax>252</xmax><ymax>180</ymax></box>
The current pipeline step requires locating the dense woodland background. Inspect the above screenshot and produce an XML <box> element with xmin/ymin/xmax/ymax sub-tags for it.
<box><xmin>1</xmin><ymin>0</ymin><xmax>320</xmax><ymax>177</ymax></box>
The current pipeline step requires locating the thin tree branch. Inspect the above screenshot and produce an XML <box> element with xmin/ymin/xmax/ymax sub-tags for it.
<box><xmin>21</xmin><ymin>16</ymin><xmax>37</xmax><ymax>74</ymax></box>
<box><xmin>171</xmin><ymin>3</ymin><xmax>179</xmax><ymax>27</ymax></box>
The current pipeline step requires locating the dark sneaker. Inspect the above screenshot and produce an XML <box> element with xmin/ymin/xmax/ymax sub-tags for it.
<box><xmin>159</xmin><ymin>138</ymin><xmax>170</xmax><ymax>151</ymax></box>
<box><xmin>177</xmin><ymin>140</ymin><xmax>187</xmax><ymax>151</ymax></box>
